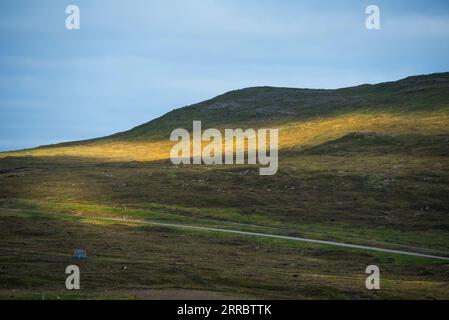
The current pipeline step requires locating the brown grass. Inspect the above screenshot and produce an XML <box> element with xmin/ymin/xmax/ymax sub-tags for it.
<box><xmin>2</xmin><ymin>113</ymin><xmax>449</xmax><ymax>161</ymax></box>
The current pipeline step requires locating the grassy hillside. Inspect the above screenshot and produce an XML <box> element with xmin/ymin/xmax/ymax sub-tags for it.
<box><xmin>1</xmin><ymin>72</ymin><xmax>449</xmax><ymax>161</ymax></box>
<box><xmin>109</xmin><ymin>71</ymin><xmax>449</xmax><ymax>141</ymax></box>
<box><xmin>1</xmin><ymin>72</ymin><xmax>449</xmax><ymax>299</ymax></box>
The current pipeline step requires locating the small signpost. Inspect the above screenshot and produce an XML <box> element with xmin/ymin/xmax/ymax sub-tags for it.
<box><xmin>73</xmin><ymin>249</ymin><xmax>87</xmax><ymax>260</ymax></box>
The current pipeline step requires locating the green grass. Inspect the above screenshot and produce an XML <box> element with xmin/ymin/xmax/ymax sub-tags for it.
<box><xmin>1</xmin><ymin>73</ymin><xmax>449</xmax><ymax>299</ymax></box>
<box><xmin>1</xmin><ymin>209</ymin><xmax>449</xmax><ymax>300</ymax></box>
<box><xmin>2</xmin><ymin>196</ymin><xmax>449</xmax><ymax>256</ymax></box>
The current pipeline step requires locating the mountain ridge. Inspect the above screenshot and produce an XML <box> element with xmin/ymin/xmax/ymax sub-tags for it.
<box><xmin>51</xmin><ymin>72</ymin><xmax>449</xmax><ymax>145</ymax></box>
<box><xmin>1</xmin><ymin>72</ymin><xmax>448</xmax><ymax>160</ymax></box>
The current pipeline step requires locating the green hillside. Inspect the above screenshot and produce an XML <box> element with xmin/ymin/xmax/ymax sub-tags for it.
<box><xmin>1</xmin><ymin>72</ymin><xmax>449</xmax><ymax>299</ymax></box>
<box><xmin>110</xmin><ymin>72</ymin><xmax>449</xmax><ymax>141</ymax></box>
<box><xmin>8</xmin><ymin>72</ymin><xmax>447</xmax><ymax>149</ymax></box>
<box><xmin>1</xmin><ymin>72</ymin><xmax>448</xmax><ymax>162</ymax></box>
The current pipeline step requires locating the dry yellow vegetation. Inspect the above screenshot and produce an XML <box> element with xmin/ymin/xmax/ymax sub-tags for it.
<box><xmin>2</xmin><ymin>112</ymin><xmax>449</xmax><ymax>161</ymax></box>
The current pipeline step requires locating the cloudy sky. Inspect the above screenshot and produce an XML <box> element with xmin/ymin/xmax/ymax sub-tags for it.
<box><xmin>1</xmin><ymin>0</ymin><xmax>449</xmax><ymax>151</ymax></box>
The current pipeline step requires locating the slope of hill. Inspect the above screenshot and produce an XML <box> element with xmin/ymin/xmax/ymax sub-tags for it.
<box><xmin>1</xmin><ymin>72</ymin><xmax>449</xmax><ymax>161</ymax></box>
<box><xmin>1</xmin><ymin>72</ymin><xmax>449</xmax><ymax>299</ymax></box>
<box><xmin>113</xmin><ymin>71</ymin><xmax>449</xmax><ymax>140</ymax></box>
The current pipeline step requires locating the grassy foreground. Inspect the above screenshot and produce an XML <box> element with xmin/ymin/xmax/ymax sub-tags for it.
<box><xmin>1</xmin><ymin>206</ymin><xmax>448</xmax><ymax>300</ymax></box>
<box><xmin>1</xmin><ymin>145</ymin><xmax>449</xmax><ymax>299</ymax></box>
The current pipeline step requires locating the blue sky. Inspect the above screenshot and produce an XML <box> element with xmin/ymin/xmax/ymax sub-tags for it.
<box><xmin>1</xmin><ymin>0</ymin><xmax>449</xmax><ymax>151</ymax></box>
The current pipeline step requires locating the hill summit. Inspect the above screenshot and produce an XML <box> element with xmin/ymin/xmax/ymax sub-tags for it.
<box><xmin>1</xmin><ymin>72</ymin><xmax>449</xmax><ymax>161</ymax></box>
